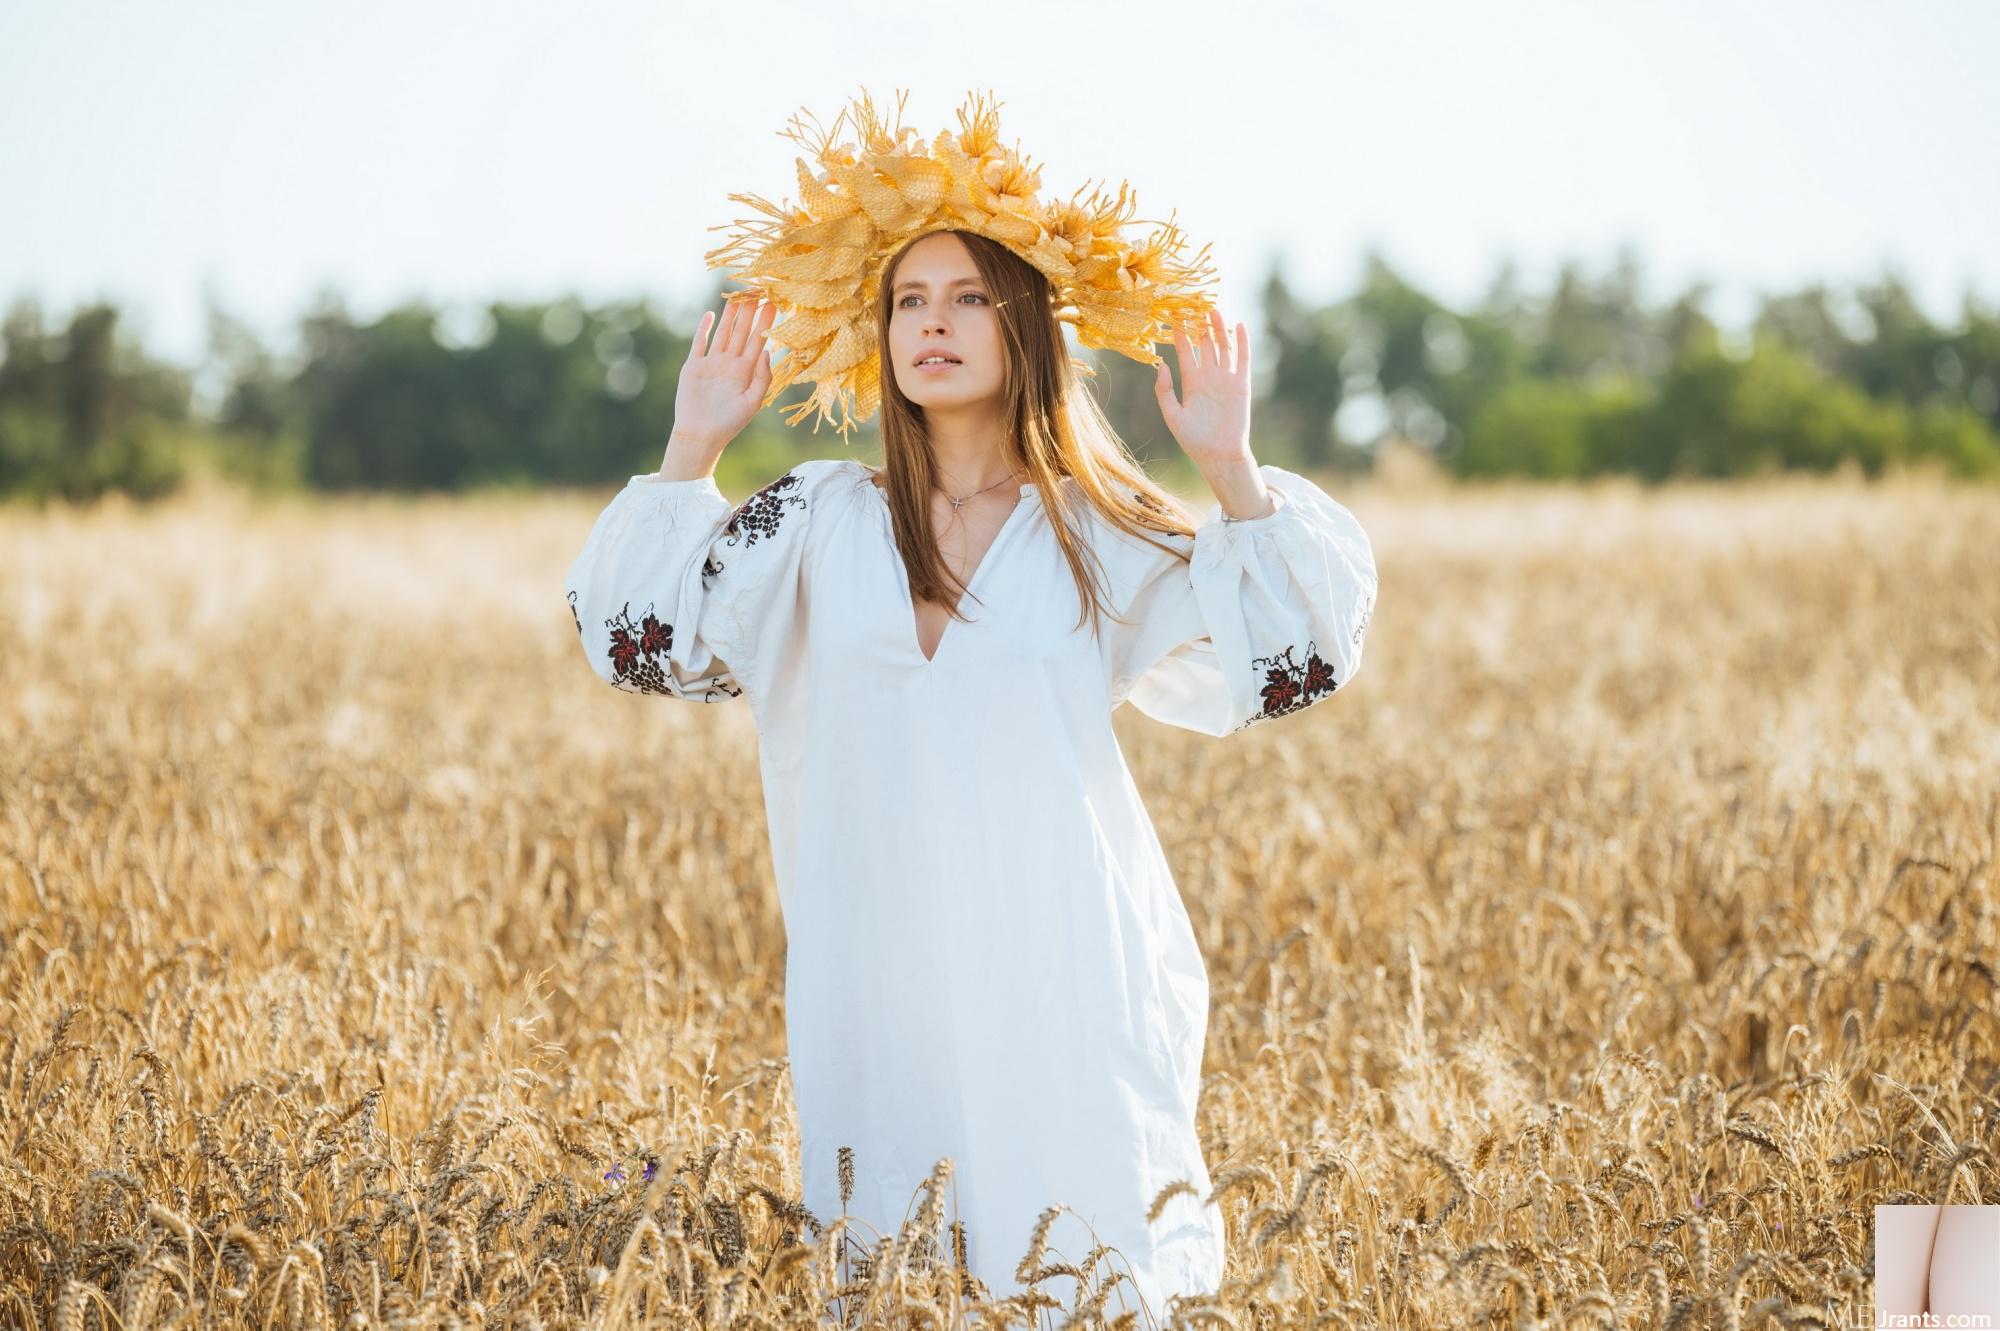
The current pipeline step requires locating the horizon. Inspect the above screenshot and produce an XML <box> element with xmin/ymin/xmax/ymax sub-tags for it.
<box><xmin>3</xmin><ymin>0</ymin><xmax>1993</xmax><ymax>388</ymax></box>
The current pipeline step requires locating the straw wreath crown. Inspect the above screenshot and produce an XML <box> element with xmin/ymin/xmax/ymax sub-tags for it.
<box><xmin>702</xmin><ymin>87</ymin><xmax>1220</xmax><ymax>439</ymax></box>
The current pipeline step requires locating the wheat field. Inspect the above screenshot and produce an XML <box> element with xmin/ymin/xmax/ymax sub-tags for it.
<box><xmin>1</xmin><ymin>470</ymin><xmax>1994</xmax><ymax>1330</ymax></box>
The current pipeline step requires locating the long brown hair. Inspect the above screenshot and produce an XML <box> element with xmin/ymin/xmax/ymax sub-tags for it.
<box><xmin>872</xmin><ymin>227</ymin><xmax>1201</xmax><ymax>638</ymax></box>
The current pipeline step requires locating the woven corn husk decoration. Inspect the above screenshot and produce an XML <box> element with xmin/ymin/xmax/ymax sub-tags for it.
<box><xmin>703</xmin><ymin>87</ymin><xmax>1220</xmax><ymax>440</ymax></box>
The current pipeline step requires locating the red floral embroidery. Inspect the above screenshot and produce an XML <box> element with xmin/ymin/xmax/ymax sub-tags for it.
<box><xmin>609</xmin><ymin>622</ymin><xmax>641</xmax><ymax>674</ymax></box>
<box><xmin>1303</xmin><ymin>652</ymin><xmax>1338</xmax><ymax>696</ymax></box>
<box><xmin>597</xmin><ymin>600</ymin><xmax>742</xmax><ymax>701</ymax></box>
<box><xmin>1259</xmin><ymin>668</ymin><xmax>1300</xmax><ymax>713</ymax></box>
<box><xmin>1237</xmin><ymin>640</ymin><xmax>1340</xmax><ymax>729</ymax></box>
<box><xmin>570</xmin><ymin>469</ymin><xmax>806</xmax><ymax>702</ymax></box>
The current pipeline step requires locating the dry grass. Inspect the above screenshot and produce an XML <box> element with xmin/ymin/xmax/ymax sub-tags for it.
<box><xmin>1</xmin><ymin>470</ymin><xmax>1995</xmax><ymax>1329</ymax></box>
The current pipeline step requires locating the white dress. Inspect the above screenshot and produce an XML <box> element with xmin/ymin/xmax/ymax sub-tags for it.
<box><xmin>563</xmin><ymin>457</ymin><xmax>1377</xmax><ymax>1316</ymax></box>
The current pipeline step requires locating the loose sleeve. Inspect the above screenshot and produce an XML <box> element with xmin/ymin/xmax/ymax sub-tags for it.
<box><xmin>1101</xmin><ymin>465</ymin><xmax>1378</xmax><ymax>736</ymax></box>
<box><xmin>563</xmin><ymin>459</ymin><xmax>842</xmax><ymax>705</ymax></box>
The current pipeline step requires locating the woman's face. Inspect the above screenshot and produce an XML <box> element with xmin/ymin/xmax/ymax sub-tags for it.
<box><xmin>885</xmin><ymin>231</ymin><xmax>1006</xmax><ymax>414</ymax></box>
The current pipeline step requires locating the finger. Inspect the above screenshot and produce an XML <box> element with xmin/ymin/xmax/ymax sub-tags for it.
<box><xmin>715</xmin><ymin>298</ymin><xmax>744</xmax><ymax>354</ymax></box>
<box><xmin>1235</xmin><ymin>322</ymin><xmax>1249</xmax><ymax>376</ymax></box>
<box><xmin>748</xmin><ymin>344</ymin><xmax>773</xmax><ymax>401</ymax></box>
<box><xmin>692</xmin><ymin>309</ymin><xmax>716</xmax><ymax>357</ymax></box>
<box><xmin>724</xmin><ymin>295</ymin><xmax>760</xmax><ymax>358</ymax></box>
<box><xmin>1206</xmin><ymin>308</ymin><xmax>1227</xmax><ymax>373</ymax></box>
<box><xmin>735</xmin><ymin>296</ymin><xmax>772</xmax><ymax>358</ymax></box>
<box><xmin>1174</xmin><ymin>323</ymin><xmax>1196</xmax><ymax>373</ymax></box>
<box><xmin>738</xmin><ymin>297</ymin><xmax>771</xmax><ymax>358</ymax></box>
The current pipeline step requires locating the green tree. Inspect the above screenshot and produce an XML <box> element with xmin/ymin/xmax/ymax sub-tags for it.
<box><xmin>0</xmin><ymin>300</ymin><xmax>190</xmax><ymax>503</ymax></box>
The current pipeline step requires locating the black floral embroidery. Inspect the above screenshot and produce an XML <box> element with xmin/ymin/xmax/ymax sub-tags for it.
<box><xmin>600</xmin><ymin>600</ymin><xmax>741</xmax><ymax>702</ymax></box>
<box><xmin>700</xmin><ymin>471</ymin><xmax>807</xmax><ymax>588</ymax></box>
<box><xmin>1235</xmin><ymin>640</ymin><xmax>1340</xmax><ymax>730</ymax></box>
<box><xmin>567</xmin><ymin>589</ymin><xmax>583</xmax><ymax>636</ymax></box>
<box><xmin>722</xmin><ymin>472</ymin><xmax>806</xmax><ymax>549</ymax></box>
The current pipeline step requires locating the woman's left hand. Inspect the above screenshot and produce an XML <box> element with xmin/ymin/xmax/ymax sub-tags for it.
<box><xmin>1153</xmin><ymin>308</ymin><xmax>1253</xmax><ymax>465</ymax></box>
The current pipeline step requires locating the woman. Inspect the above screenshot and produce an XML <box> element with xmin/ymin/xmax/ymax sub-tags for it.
<box><xmin>564</xmin><ymin>93</ymin><xmax>1378</xmax><ymax>1319</ymax></box>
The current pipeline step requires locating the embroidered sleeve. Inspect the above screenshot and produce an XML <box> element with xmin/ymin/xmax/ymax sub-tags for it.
<box><xmin>1100</xmin><ymin>465</ymin><xmax>1377</xmax><ymax>736</ymax></box>
<box><xmin>563</xmin><ymin>459</ymin><xmax>845</xmax><ymax>705</ymax></box>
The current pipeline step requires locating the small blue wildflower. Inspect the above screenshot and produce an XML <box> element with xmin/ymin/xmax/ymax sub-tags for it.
<box><xmin>641</xmin><ymin>1159</ymin><xmax>659</xmax><ymax>1182</ymax></box>
<box><xmin>604</xmin><ymin>1163</ymin><xmax>627</xmax><ymax>1182</ymax></box>
<box><xmin>1692</xmin><ymin>1194</ymin><xmax>1703</xmax><ymax>1209</ymax></box>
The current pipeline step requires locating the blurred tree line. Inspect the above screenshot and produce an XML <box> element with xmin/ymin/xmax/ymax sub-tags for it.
<box><xmin>3</xmin><ymin>246</ymin><xmax>1997</xmax><ymax>504</ymax></box>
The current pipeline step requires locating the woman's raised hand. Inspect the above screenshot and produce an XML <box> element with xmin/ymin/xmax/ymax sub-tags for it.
<box><xmin>1153</xmin><ymin>307</ymin><xmax>1253</xmax><ymax>465</ymax></box>
<box><xmin>669</xmin><ymin>295</ymin><xmax>778</xmax><ymax>455</ymax></box>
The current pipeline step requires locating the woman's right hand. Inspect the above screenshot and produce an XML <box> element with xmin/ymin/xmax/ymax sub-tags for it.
<box><xmin>668</xmin><ymin>295</ymin><xmax>778</xmax><ymax>458</ymax></box>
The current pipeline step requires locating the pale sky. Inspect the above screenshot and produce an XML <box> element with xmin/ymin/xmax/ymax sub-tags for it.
<box><xmin>3</xmin><ymin>0</ymin><xmax>1994</xmax><ymax>389</ymax></box>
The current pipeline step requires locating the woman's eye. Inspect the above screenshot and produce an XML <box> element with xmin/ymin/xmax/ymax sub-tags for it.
<box><xmin>897</xmin><ymin>292</ymin><xmax>988</xmax><ymax>307</ymax></box>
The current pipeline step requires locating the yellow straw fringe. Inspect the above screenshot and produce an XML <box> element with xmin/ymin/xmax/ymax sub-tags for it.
<box><xmin>702</xmin><ymin>86</ymin><xmax>1219</xmax><ymax>441</ymax></box>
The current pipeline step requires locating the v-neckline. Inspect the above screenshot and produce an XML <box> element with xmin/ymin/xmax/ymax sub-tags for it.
<box><xmin>867</xmin><ymin>477</ymin><xmax>1037</xmax><ymax>668</ymax></box>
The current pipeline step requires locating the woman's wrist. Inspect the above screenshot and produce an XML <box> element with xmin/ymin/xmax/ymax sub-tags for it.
<box><xmin>657</xmin><ymin>429</ymin><xmax>726</xmax><ymax>481</ymax></box>
<box><xmin>1199</xmin><ymin>454</ymin><xmax>1274</xmax><ymax>520</ymax></box>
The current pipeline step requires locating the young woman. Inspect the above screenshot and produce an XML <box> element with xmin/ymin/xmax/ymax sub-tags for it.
<box><xmin>563</xmin><ymin>225</ymin><xmax>1378</xmax><ymax>1317</ymax></box>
